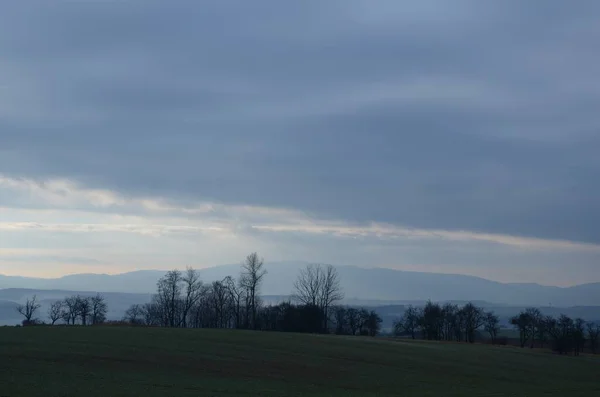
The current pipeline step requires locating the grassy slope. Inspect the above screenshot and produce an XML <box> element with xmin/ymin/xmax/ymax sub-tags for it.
<box><xmin>0</xmin><ymin>327</ymin><xmax>598</xmax><ymax>397</ymax></box>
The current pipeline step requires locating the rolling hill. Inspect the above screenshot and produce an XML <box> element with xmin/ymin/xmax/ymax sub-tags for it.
<box><xmin>1</xmin><ymin>327</ymin><xmax>598</xmax><ymax>396</ymax></box>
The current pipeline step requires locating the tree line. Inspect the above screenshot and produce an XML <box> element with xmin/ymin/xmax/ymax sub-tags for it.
<box><xmin>13</xmin><ymin>253</ymin><xmax>382</xmax><ymax>336</ymax></box>
<box><xmin>510</xmin><ymin>308</ymin><xmax>600</xmax><ymax>355</ymax></box>
<box><xmin>393</xmin><ymin>301</ymin><xmax>499</xmax><ymax>343</ymax></box>
<box><xmin>122</xmin><ymin>254</ymin><xmax>383</xmax><ymax>336</ymax></box>
<box><xmin>393</xmin><ymin>301</ymin><xmax>600</xmax><ymax>355</ymax></box>
<box><xmin>14</xmin><ymin>255</ymin><xmax>599</xmax><ymax>354</ymax></box>
<box><xmin>16</xmin><ymin>293</ymin><xmax>108</xmax><ymax>326</ymax></box>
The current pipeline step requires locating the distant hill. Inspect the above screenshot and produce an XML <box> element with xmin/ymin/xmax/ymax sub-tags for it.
<box><xmin>1</xmin><ymin>262</ymin><xmax>599</xmax><ymax>307</ymax></box>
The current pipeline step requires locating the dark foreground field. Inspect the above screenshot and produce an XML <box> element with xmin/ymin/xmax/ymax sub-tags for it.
<box><xmin>1</xmin><ymin>327</ymin><xmax>598</xmax><ymax>396</ymax></box>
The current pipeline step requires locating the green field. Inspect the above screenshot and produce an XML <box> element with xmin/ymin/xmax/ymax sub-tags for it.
<box><xmin>1</xmin><ymin>327</ymin><xmax>598</xmax><ymax>396</ymax></box>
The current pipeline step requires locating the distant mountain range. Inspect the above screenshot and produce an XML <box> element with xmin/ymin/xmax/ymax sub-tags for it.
<box><xmin>1</xmin><ymin>262</ymin><xmax>599</xmax><ymax>307</ymax></box>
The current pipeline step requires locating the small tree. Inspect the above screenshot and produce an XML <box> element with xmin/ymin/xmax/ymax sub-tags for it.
<box><xmin>48</xmin><ymin>301</ymin><xmax>63</xmax><ymax>325</ymax></box>
<box><xmin>124</xmin><ymin>304</ymin><xmax>145</xmax><ymax>325</ymax></box>
<box><xmin>16</xmin><ymin>295</ymin><xmax>41</xmax><ymax>325</ymax></box>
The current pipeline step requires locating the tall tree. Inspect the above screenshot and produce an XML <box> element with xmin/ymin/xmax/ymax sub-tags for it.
<box><xmin>210</xmin><ymin>280</ymin><xmax>230</xmax><ymax>328</ymax></box>
<box><xmin>16</xmin><ymin>295</ymin><xmax>41</xmax><ymax>324</ymax></box>
<box><xmin>180</xmin><ymin>267</ymin><xmax>203</xmax><ymax>328</ymax></box>
<box><xmin>224</xmin><ymin>276</ymin><xmax>245</xmax><ymax>329</ymax></box>
<box><xmin>240</xmin><ymin>252</ymin><xmax>266</xmax><ymax>329</ymax></box>
<box><xmin>319</xmin><ymin>265</ymin><xmax>344</xmax><ymax>331</ymax></box>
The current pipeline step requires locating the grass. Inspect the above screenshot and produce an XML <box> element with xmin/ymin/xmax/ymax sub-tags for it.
<box><xmin>0</xmin><ymin>327</ymin><xmax>598</xmax><ymax>396</ymax></box>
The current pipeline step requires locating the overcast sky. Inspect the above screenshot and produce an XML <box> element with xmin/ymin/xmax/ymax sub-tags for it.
<box><xmin>1</xmin><ymin>0</ymin><xmax>599</xmax><ymax>286</ymax></box>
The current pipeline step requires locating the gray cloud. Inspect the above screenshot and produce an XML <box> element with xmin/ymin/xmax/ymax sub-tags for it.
<box><xmin>1</xmin><ymin>0</ymin><xmax>600</xmax><ymax>247</ymax></box>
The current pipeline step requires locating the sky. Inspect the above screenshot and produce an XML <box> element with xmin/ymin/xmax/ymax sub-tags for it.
<box><xmin>1</xmin><ymin>0</ymin><xmax>599</xmax><ymax>286</ymax></box>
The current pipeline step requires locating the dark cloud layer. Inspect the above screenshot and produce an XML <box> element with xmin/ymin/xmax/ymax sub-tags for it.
<box><xmin>2</xmin><ymin>0</ymin><xmax>600</xmax><ymax>242</ymax></box>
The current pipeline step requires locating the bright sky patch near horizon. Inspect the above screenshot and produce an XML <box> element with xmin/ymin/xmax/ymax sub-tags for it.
<box><xmin>1</xmin><ymin>1</ymin><xmax>599</xmax><ymax>286</ymax></box>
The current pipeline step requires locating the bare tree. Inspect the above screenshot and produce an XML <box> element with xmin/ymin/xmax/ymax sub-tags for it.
<box><xmin>537</xmin><ymin>315</ymin><xmax>552</xmax><ymax>348</ymax></box>
<box><xmin>420</xmin><ymin>301</ymin><xmax>443</xmax><ymax>340</ymax></box>
<box><xmin>124</xmin><ymin>304</ymin><xmax>145</xmax><ymax>324</ymax></box>
<box><xmin>461</xmin><ymin>302</ymin><xmax>484</xmax><ymax>343</ymax></box>
<box><xmin>16</xmin><ymin>295</ymin><xmax>41</xmax><ymax>324</ymax></box>
<box><xmin>293</xmin><ymin>264</ymin><xmax>323</xmax><ymax>306</ymax></box>
<box><xmin>346</xmin><ymin>308</ymin><xmax>361</xmax><ymax>335</ymax></box>
<box><xmin>157</xmin><ymin>270</ymin><xmax>183</xmax><ymax>327</ymax></box>
<box><xmin>240</xmin><ymin>252</ymin><xmax>267</xmax><ymax>329</ymax></box>
<box><xmin>319</xmin><ymin>265</ymin><xmax>344</xmax><ymax>330</ymax></box>
<box><xmin>547</xmin><ymin>314</ymin><xmax>573</xmax><ymax>355</ymax></box>
<box><xmin>525</xmin><ymin>308</ymin><xmax>543</xmax><ymax>348</ymax></box>
<box><xmin>364</xmin><ymin>310</ymin><xmax>383</xmax><ymax>336</ymax></box>
<box><xmin>293</xmin><ymin>264</ymin><xmax>343</xmax><ymax>331</ymax></box>
<box><xmin>77</xmin><ymin>296</ymin><xmax>92</xmax><ymax>325</ymax></box>
<box><xmin>210</xmin><ymin>280</ymin><xmax>231</xmax><ymax>328</ymax></box>
<box><xmin>484</xmin><ymin>311</ymin><xmax>500</xmax><ymax>343</ymax></box>
<box><xmin>62</xmin><ymin>295</ymin><xmax>80</xmax><ymax>325</ymax></box>
<box><xmin>180</xmin><ymin>267</ymin><xmax>203</xmax><ymax>328</ymax></box>
<box><xmin>90</xmin><ymin>294</ymin><xmax>108</xmax><ymax>325</ymax></box>
<box><xmin>48</xmin><ymin>301</ymin><xmax>63</xmax><ymax>325</ymax></box>
<box><xmin>394</xmin><ymin>305</ymin><xmax>420</xmax><ymax>339</ymax></box>
<box><xmin>142</xmin><ymin>302</ymin><xmax>162</xmax><ymax>326</ymax></box>
<box><xmin>224</xmin><ymin>276</ymin><xmax>245</xmax><ymax>329</ymax></box>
